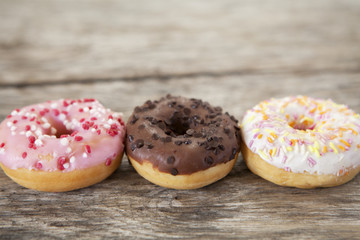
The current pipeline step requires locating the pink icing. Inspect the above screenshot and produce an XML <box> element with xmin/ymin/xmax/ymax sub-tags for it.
<box><xmin>0</xmin><ymin>99</ymin><xmax>125</xmax><ymax>172</ymax></box>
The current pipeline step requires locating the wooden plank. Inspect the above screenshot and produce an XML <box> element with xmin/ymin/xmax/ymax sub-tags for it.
<box><xmin>1</xmin><ymin>76</ymin><xmax>360</xmax><ymax>239</ymax></box>
<box><xmin>0</xmin><ymin>0</ymin><xmax>360</xmax><ymax>84</ymax></box>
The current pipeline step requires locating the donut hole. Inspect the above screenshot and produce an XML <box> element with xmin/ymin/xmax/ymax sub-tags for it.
<box><xmin>45</xmin><ymin>119</ymin><xmax>73</xmax><ymax>138</ymax></box>
<box><xmin>165</xmin><ymin>113</ymin><xmax>191</xmax><ymax>136</ymax></box>
<box><xmin>288</xmin><ymin>116</ymin><xmax>315</xmax><ymax>131</ymax></box>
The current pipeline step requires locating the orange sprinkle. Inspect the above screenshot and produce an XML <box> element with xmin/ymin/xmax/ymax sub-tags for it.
<box><xmin>267</xmin><ymin>137</ymin><xmax>274</xmax><ymax>143</ymax></box>
<box><xmin>330</xmin><ymin>135</ymin><xmax>337</xmax><ymax>140</ymax></box>
<box><xmin>339</xmin><ymin>169</ymin><xmax>344</xmax><ymax>175</ymax></box>
<box><xmin>338</xmin><ymin>145</ymin><xmax>346</xmax><ymax>152</ymax></box>
<box><xmin>263</xmin><ymin>115</ymin><xmax>269</xmax><ymax>120</ymax></box>
<box><xmin>258</xmin><ymin>134</ymin><xmax>263</xmax><ymax>139</ymax></box>
<box><xmin>340</xmin><ymin>139</ymin><xmax>351</xmax><ymax>148</ymax></box>
<box><xmin>270</xmin><ymin>132</ymin><xmax>278</xmax><ymax>139</ymax></box>
<box><xmin>269</xmin><ymin>149</ymin><xmax>273</xmax><ymax>156</ymax></box>
<box><xmin>349</xmin><ymin>128</ymin><xmax>358</xmax><ymax>135</ymax></box>
<box><xmin>357</xmin><ymin>144</ymin><xmax>360</xmax><ymax>148</ymax></box>
<box><xmin>291</xmin><ymin>139</ymin><xmax>296</xmax><ymax>146</ymax></box>
<box><xmin>286</xmin><ymin>114</ymin><xmax>290</xmax><ymax>120</ymax></box>
<box><xmin>309</xmin><ymin>107</ymin><xmax>317</xmax><ymax>114</ymax></box>
<box><xmin>323</xmin><ymin>146</ymin><xmax>327</xmax><ymax>153</ymax></box>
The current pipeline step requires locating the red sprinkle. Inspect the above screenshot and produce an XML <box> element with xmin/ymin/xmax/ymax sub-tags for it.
<box><xmin>31</xmin><ymin>108</ymin><xmax>35</xmax><ymax>112</ymax></box>
<box><xmin>22</xmin><ymin>152</ymin><xmax>27</xmax><ymax>159</ymax></box>
<box><xmin>15</xmin><ymin>109</ymin><xmax>20</xmax><ymax>112</ymax></box>
<box><xmin>105</xmin><ymin>158</ymin><xmax>112</xmax><ymax>166</ymax></box>
<box><xmin>57</xmin><ymin>156</ymin><xmax>66</xmax><ymax>170</ymax></box>
<box><xmin>22</xmin><ymin>116</ymin><xmax>28</xmax><ymax>120</ymax></box>
<box><xmin>13</xmin><ymin>120</ymin><xmax>18</xmax><ymax>124</ymax></box>
<box><xmin>79</xmin><ymin>108</ymin><xmax>84</xmax><ymax>112</ymax></box>
<box><xmin>39</xmin><ymin>110</ymin><xmax>46</xmax><ymax>116</ymax></box>
<box><xmin>35</xmin><ymin>162</ymin><xmax>43</xmax><ymax>169</ymax></box>
<box><xmin>28</xmin><ymin>136</ymin><xmax>36</xmax><ymax>143</ymax></box>
<box><xmin>110</xmin><ymin>123</ymin><xmax>118</xmax><ymax>129</ymax></box>
<box><xmin>28</xmin><ymin>143</ymin><xmax>34</xmax><ymax>149</ymax></box>
<box><xmin>79</xmin><ymin>118</ymin><xmax>85</xmax><ymax>123</ymax></box>
<box><xmin>60</xmin><ymin>135</ymin><xmax>68</xmax><ymax>138</ymax></box>
<box><xmin>108</xmin><ymin>130</ymin><xmax>118</xmax><ymax>137</ymax></box>
<box><xmin>84</xmin><ymin>98</ymin><xmax>95</xmax><ymax>102</ymax></box>
<box><xmin>7</xmin><ymin>115</ymin><xmax>12</xmax><ymax>119</ymax></box>
<box><xmin>96</xmin><ymin>130</ymin><xmax>101</xmax><ymax>135</ymax></box>
<box><xmin>70</xmin><ymin>131</ymin><xmax>79</xmax><ymax>137</ymax></box>
<box><xmin>108</xmin><ymin>115</ymin><xmax>113</xmax><ymax>119</ymax></box>
<box><xmin>85</xmin><ymin>145</ymin><xmax>91</xmax><ymax>154</ymax></box>
<box><xmin>93</xmin><ymin>125</ymin><xmax>98</xmax><ymax>129</ymax></box>
<box><xmin>30</xmin><ymin>117</ymin><xmax>36</xmax><ymax>121</ymax></box>
<box><xmin>75</xmin><ymin>136</ymin><xmax>83</xmax><ymax>141</ymax></box>
<box><xmin>53</xmin><ymin>109</ymin><xmax>60</xmax><ymax>116</ymax></box>
<box><xmin>44</xmin><ymin>108</ymin><xmax>50</xmax><ymax>113</ymax></box>
<box><xmin>36</xmin><ymin>120</ymin><xmax>41</xmax><ymax>125</ymax></box>
<box><xmin>61</xmin><ymin>110</ymin><xmax>68</xmax><ymax>115</ymax></box>
<box><xmin>70</xmin><ymin>100</ymin><xmax>76</xmax><ymax>104</ymax></box>
<box><xmin>82</xmin><ymin>123</ymin><xmax>90</xmax><ymax>130</ymax></box>
<box><xmin>91</xmin><ymin>117</ymin><xmax>97</xmax><ymax>121</ymax></box>
<box><xmin>63</xmin><ymin>101</ymin><xmax>69</xmax><ymax>107</ymax></box>
<box><xmin>25</xmin><ymin>125</ymin><xmax>31</xmax><ymax>131</ymax></box>
<box><xmin>0</xmin><ymin>143</ymin><xmax>5</xmax><ymax>148</ymax></box>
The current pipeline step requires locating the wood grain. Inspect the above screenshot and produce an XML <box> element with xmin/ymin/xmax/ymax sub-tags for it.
<box><xmin>0</xmin><ymin>0</ymin><xmax>360</xmax><ymax>84</ymax></box>
<box><xmin>1</xmin><ymin>77</ymin><xmax>360</xmax><ymax>239</ymax></box>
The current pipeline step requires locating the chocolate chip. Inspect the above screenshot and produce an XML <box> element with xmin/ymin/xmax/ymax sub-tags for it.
<box><xmin>158</xmin><ymin>121</ymin><xmax>166</xmax><ymax>130</ymax></box>
<box><xmin>230</xmin><ymin>147</ymin><xmax>237</xmax><ymax>160</ymax></box>
<box><xmin>224</xmin><ymin>127</ymin><xmax>230</xmax><ymax>134</ymax></box>
<box><xmin>218</xmin><ymin>145</ymin><xmax>225</xmax><ymax>151</ymax></box>
<box><xmin>175</xmin><ymin>140</ymin><xmax>183</xmax><ymax>145</ymax></box>
<box><xmin>147</xmin><ymin>144</ymin><xmax>154</xmax><ymax>149</ymax></box>
<box><xmin>130</xmin><ymin>143</ymin><xmax>136</xmax><ymax>151</ymax></box>
<box><xmin>135</xmin><ymin>139</ymin><xmax>144</xmax><ymax>148</ymax></box>
<box><xmin>160</xmin><ymin>137</ymin><xmax>166</xmax><ymax>143</ymax></box>
<box><xmin>194</xmin><ymin>132</ymin><xmax>202</xmax><ymax>138</ymax></box>
<box><xmin>183</xmin><ymin>108</ymin><xmax>191</xmax><ymax>115</ymax></box>
<box><xmin>138</xmin><ymin>124</ymin><xmax>145</xmax><ymax>130</ymax></box>
<box><xmin>134</xmin><ymin>107</ymin><xmax>142</xmax><ymax>113</ymax></box>
<box><xmin>148</xmin><ymin>104</ymin><xmax>156</xmax><ymax>109</ymax></box>
<box><xmin>184</xmin><ymin>139</ymin><xmax>192</xmax><ymax>145</ymax></box>
<box><xmin>171</xmin><ymin>168</ymin><xmax>178</xmax><ymax>176</ymax></box>
<box><xmin>128</xmin><ymin>135</ymin><xmax>134</xmax><ymax>142</ymax></box>
<box><xmin>152</xmin><ymin>133</ymin><xmax>159</xmax><ymax>140</ymax></box>
<box><xmin>151</xmin><ymin>118</ymin><xmax>159</xmax><ymax>125</ymax></box>
<box><xmin>167</xmin><ymin>156</ymin><xmax>175</xmax><ymax>164</ymax></box>
<box><xmin>165</xmin><ymin>136</ymin><xmax>172</xmax><ymax>142</ymax></box>
<box><xmin>186</xmin><ymin>129</ymin><xmax>194</xmax><ymax>135</ymax></box>
<box><xmin>204</xmin><ymin>156</ymin><xmax>214</xmax><ymax>165</ymax></box>
<box><xmin>130</xmin><ymin>115</ymin><xmax>139</xmax><ymax>124</ymax></box>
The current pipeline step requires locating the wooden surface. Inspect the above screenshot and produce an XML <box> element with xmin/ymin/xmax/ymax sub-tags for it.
<box><xmin>1</xmin><ymin>0</ymin><xmax>360</xmax><ymax>239</ymax></box>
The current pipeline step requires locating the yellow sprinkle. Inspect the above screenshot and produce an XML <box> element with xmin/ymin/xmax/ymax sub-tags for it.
<box><xmin>338</xmin><ymin>145</ymin><xmax>346</xmax><ymax>152</ymax></box>
<box><xmin>314</xmin><ymin>141</ymin><xmax>320</xmax><ymax>150</ymax></box>
<box><xmin>308</xmin><ymin>145</ymin><xmax>314</xmax><ymax>153</ymax></box>
<box><xmin>265</xmin><ymin>129</ymin><xmax>273</xmax><ymax>133</ymax></box>
<box><xmin>252</xmin><ymin>128</ymin><xmax>260</xmax><ymax>133</ymax></box>
<box><xmin>280</xmin><ymin>108</ymin><xmax>284</xmax><ymax>114</ymax></box>
<box><xmin>314</xmin><ymin>149</ymin><xmax>321</xmax><ymax>158</ymax></box>
<box><xmin>270</xmin><ymin>132</ymin><xmax>278</xmax><ymax>139</ymax></box>
<box><xmin>241</xmin><ymin>115</ymin><xmax>255</xmax><ymax>127</ymax></box>
<box><xmin>258</xmin><ymin>150</ymin><xmax>268</xmax><ymax>160</ymax></box>
<box><xmin>283</xmin><ymin>132</ymin><xmax>289</xmax><ymax>137</ymax></box>
<box><xmin>286</xmin><ymin>147</ymin><xmax>293</xmax><ymax>152</ymax></box>
<box><xmin>329</xmin><ymin>142</ymin><xmax>338</xmax><ymax>154</ymax></box>
<box><xmin>280</xmin><ymin>137</ymin><xmax>285</xmax><ymax>143</ymax></box>
<box><xmin>340</xmin><ymin>139</ymin><xmax>351</xmax><ymax>148</ymax></box>
<box><xmin>267</xmin><ymin>137</ymin><xmax>274</xmax><ymax>143</ymax></box>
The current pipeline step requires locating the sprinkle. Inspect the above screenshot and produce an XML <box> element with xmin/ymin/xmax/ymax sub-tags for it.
<box><xmin>35</xmin><ymin>162</ymin><xmax>43</xmax><ymax>169</ymax></box>
<box><xmin>314</xmin><ymin>141</ymin><xmax>320</xmax><ymax>150</ymax></box>
<box><xmin>323</xmin><ymin>146</ymin><xmax>328</xmax><ymax>153</ymax></box>
<box><xmin>282</xmin><ymin>155</ymin><xmax>288</xmax><ymax>163</ymax></box>
<box><xmin>338</xmin><ymin>145</ymin><xmax>346</xmax><ymax>152</ymax></box>
<box><xmin>270</xmin><ymin>132</ymin><xmax>278</xmax><ymax>139</ymax></box>
<box><xmin>34</xmin><ymin>139</ymin><xmax>43</xmax><ymax>147</ymax></box>
<box><xmin>307</xmin><ymin>157</ymin><xmax>316</xmax><ymax>167</ymax></box>
<box><xmin>82</xmin><ymin>153</ymin><xmax>88</xmax><ymax>158</ymax></box>
<box><xmin>28</xmin><ymin>135</ymin><xmax>36</xmax><ymax>143</ymax></box>
<box><xmin>0</xmin><ymin>143</ymin><xmax>5</xmax><ymax>148</ymax></box>
<box><xmin>286</xmin><ymin>146</ymin><xmax>293</xmax><ymax>152</ymax></box>
<box><xmin>252</xmin><ymin>128</ymin><xmax>260</xmax><ymax>133</ymax></box>
<box><xmin>258</xmin><ymin>150</ymin><xmax>268</xmax><ymax>160</ymax></box>
<box><xmin>267</xmin><ymin>137</ymin><xmax>274</xmax><ymax>143</ymax></box>
<box><xmin>43</xmin><ymin>123</ymin><xmax>51</xmax><ymax>129</ymax></box>
<box><xmin>258</xmin><ymin>134</ymin><xmax>263</xmax><ymax>139</ymax></box>
<box><xmin>66</xmin><ymin>147</ymin><xmax>72</xmax><ymax>153</ymax></box>
<box><xmin>308</xmin><ymin>145</ymin><xmax>314</xmax><ymax>153</ymax></box>
<box><xmin>75</xmin><ymin>136</ymin><xmax>83</xmax><ymax>141</ymax></box>
<box><xmin>340</xmin><ymin>139</ymin><xmax>351</xmax><ymax>148</ymax></box>
<box><xmin>105</xmin><ymin>158</ymin><xmax>112</xmax><ymax>166</ymax></box>
<box><xmin>60</xmin><ymin>138</ymin><xmax>69</xmax><ymax>146</ymax></box>
<box><xmin>63</xmin><ymin>163</ymin><xmax>70</xmax><ymax>169</ymax></box>
<box><xmin>329</xmin><ymin>142</ymin><xmax>338</xmax><ymax>154</ymax></box>
<box><xmin>314</xmin><ymin>149</ymin><xmax>321</xmax><ymax>158</ymax></box>
<box><xmin>51</xmin><ymin>127</ymin><xmax>57</xmax><ymax>135</ymax></box>
<box><xmin>7</xmin><ymin>122</ymin><xmax>13</xmax><ymax>127</ymax></box>
<box><xmin>284</xmin><ymin>167</ymin><xmax>291</xmax><ymax>172</ymax></box>
<box><xmin>85</xmin><ymin>145</ymin><xmax>91</xmax><ymax>154</ymax></box>
<box><xmin>22</xmin><ymin>152</ymin><xmax>27</xmax><ymax>159</ymax></box>
<box><xmin>69</xmin><ymin>156</ymin><xmax>76</xmax><ymax>163</ymax></box>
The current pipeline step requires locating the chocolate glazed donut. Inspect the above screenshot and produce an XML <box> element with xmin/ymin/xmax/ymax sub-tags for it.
<box><xmin>126</xmin><ymin>95</ymin><xmax>241</xmax><ymax>189</ymax></box>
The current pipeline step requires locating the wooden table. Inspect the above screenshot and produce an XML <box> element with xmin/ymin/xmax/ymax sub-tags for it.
<box><xmin>1</xmin><ymin>0</ymin><xmax>360</xmax><ymax>239</ymax></box>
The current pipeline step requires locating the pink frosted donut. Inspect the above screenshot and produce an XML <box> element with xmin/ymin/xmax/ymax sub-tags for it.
<box><xmin>0</xmin><ymin>98</ymin><xmax>125</xmax><ymax>192</ymax></box>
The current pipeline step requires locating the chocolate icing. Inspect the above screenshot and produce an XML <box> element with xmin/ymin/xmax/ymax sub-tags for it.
<box><xmin>126</xmin><ymin>95</ymin><xmax>240</xmax><ymax>175</ymax></box>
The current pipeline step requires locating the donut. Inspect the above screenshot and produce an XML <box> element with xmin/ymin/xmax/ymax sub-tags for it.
<box><xmin>240</xmin><ymin>95</ymin><xmax>360</xmax><ymax>188</ymax></box>
<box><xmin>0</xmin><ymin>98</ymin><xmax>125</xmax><ymax>192</ymax></box>
<box><xmin>126</xmin><ymin>95</ymin><xmax>241</xmax><ymax>189</ymax></box>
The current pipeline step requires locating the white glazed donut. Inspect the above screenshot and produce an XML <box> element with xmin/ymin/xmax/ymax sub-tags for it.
<box><xmin>0</xmin><ymin>98</ymin><xmax>125</xmax><ymax>192</ymax></box>
<box><xmin>240</xmin><ymin>96</ymin><xmax>360</xmax><ymax>188</ymax></box>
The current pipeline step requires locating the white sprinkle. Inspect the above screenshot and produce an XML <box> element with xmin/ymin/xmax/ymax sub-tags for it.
<box><xmin>51</xmin><ymin>127</ymin><xmax>57</xmax><ymax>135</ymax></box>
<box><xmin>89</xmin><ymin>109</ymin><xmax>95</xmax><ymax>114</ymax></box>
<box><xmin>25</xmin><ymin>112</ymin><xmax>30</xmax><ymax>117</ymax></box>
<box><xmin>26</xmin><ymin>131</ymin><xmax>32</xmax><ymax>137</ymax></box>
<box><xmin>7</xmin><ymin>122</ymin><xmax>13</xmax><ymax>127</ymax></box>
<box><xmin>91</xmin><ymin>128</ymin><xmax>96</xmax><ymax>132</ymax></box>
<box><xmin>43</xmin><ymin>123</ymin><xmax>51</xmax><ymax>129</ymax></box>
<box><xmin>51</xmin><ymin>103</ymin><xmax>58</xmax><ymax>109</ymax></box>
<box><xmin>0</xmin><ymin>148</ymin><xmax>5</xmax><ymax>154</ymax></box>
<box><xmin>60</xmin><ymin>138</ymin><xmax>69</xmax><ymax>146</ymax></box>
<box><xmin>82</xmin><ymin>152</ymin><xmax>88</xmax><ymax>158</ymax></box>
<box><xmin>63</xmin><ymin>163</ymin><xmax>70</xmax><ymax>169</ymax></box>
<box><xmin>31</xmin><ymin>125</ymin><xmax>36</xmax><ymax>131</ymax></box>
<box><xmin>11</xmin><ymin>110</ymin><xmax>18</xmax><ymax>116</ymax></box>
<box><xmin>35</xmin><ymin>139</ymin><xmax>43</xmax><ymax>147</ymax></box>
<box><xmin>53</xmin><ymin>152</ymin><xmax>58</xmax><ymax>158</ymax></box>
<box><xmin>104</xmin><ymin>124</ymin><xmax>110</xmax><ymax>129</ymax></box>
<box><xmin>69</xmin><ymin>156</ymin><xmax>76</xmax><ymax>163</ymax></box>
<box><xmin>41</xmin><ymin>117</ymin><xmax>48</xmax><ymax>123</ymax></box>
<box><xmin>84</xmin><ymin>107</ymin><xmax>89</xmax><ymax>112</ymax></box>
<box><xmin>35</xmin><ymin>130</ymin><xmax>42</xmax><ymax>136</ymax></box>
<box><xmin>59</xmin><ymin>114</ymin><xmax>66</xmax><ymax>121</ymax></box>
<box><xmin>108</xmin><ymin>119</ymin><xmax>114</xmax><ymax>124</ymax></box>
<box><xmin>11</xmin><ymin>132</ymin><xmax>16</xmax><ymax>136</ymax></box>
<box><xmin>39</xmin><ymin>135</ymin><xmax>45</xmax><ymax>140</ymax></box>
<box><xmin>66</xmin><ymin>147</ymin><xmax>72</xmax><ymax>153</ymax></box>
<box><xmin>10</xmin><ymin>126</ymin><xmax>17</xmax><ymax>131</ymax></box>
